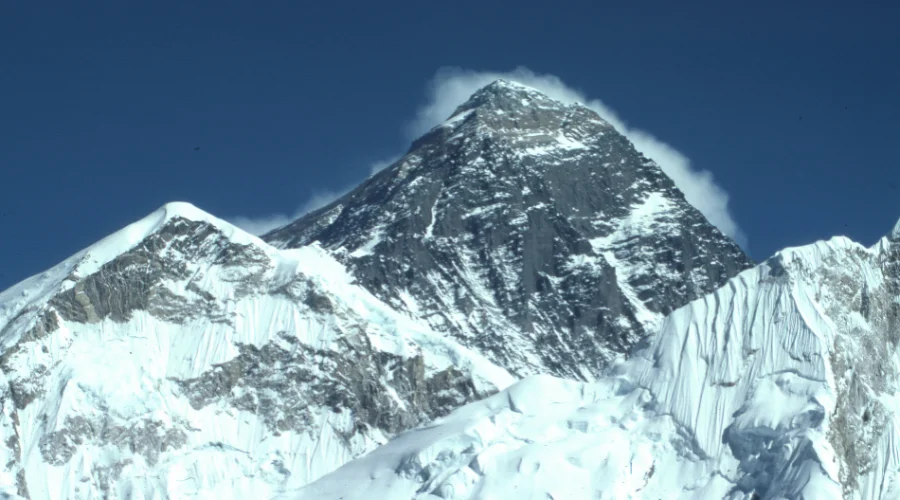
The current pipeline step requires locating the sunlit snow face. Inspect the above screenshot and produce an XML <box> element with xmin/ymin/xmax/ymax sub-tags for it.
<box><xmin>0</xmin><ymin>203</ymin><xmax>517</xmax><ymax>499</ymax></box>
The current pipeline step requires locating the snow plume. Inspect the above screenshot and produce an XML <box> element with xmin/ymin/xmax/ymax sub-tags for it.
<box><xmin>230</xmin><ymin>187</ymin><xmax>349</xmax><ymax>235</ymax></box>
<box><xmin>406</xmin><ymin>67</ymin><xmax>747</xmax><ymax>248</ymax></box>
<box><xmin>230</xmin><ymin>154</ymin><xmax>402</xmax><ymax>236</ymax></box>
<box><xmin>369</xmin><ymin>156</ymin><xmax>400</xmax><ymax>175</ymax></box>
<box><xmin>230</xmin><ymin>212</ymin><xmax>294</xmax><ymax>236</ymax></box>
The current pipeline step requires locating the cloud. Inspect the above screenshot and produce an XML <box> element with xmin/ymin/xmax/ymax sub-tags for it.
<box><xmin>230</xmin><ymin>154</ymin><xmax>400</xmax><ymax>236</ymax></box>
<box><xmin>230</xmin><ymin>187</ymin><xmax>350</xmax><ymax>236</ymax></box>
<box><xmin>229</xmin><ymin>213</ymin><xmax>294</xmax><ymax>237</ymax></box>
<box><xmin>405</xmin><ymin>67</ymin><xmax>747</xmax><ymax>247</ymax></box>
<box><xmin>229</xmin><ymin>150</ymin><xmax>400</xmax><ymax>236</ymax></box>
<box><xmin>369</xmin><ymin>156</ymin><xmax>400</xmax><ymax>175</ymax></box>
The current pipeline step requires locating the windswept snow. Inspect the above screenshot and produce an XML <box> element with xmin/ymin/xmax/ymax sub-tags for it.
<box><xmin>288</xmin><ymin>231</ymin><xmax>900</xmax><ymax>499</ymax></box>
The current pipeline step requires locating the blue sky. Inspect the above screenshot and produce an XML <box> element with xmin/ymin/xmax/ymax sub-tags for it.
<box><xmin>1</xmin><ymin>1</ymin><xmax>898</xmax><ymax>291</ymax></box>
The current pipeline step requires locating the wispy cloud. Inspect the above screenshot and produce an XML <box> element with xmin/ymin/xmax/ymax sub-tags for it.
<box><xmin>405</xmin><ymin>67</ymin><xmax>747</xmax><ymax>247</ymax></box>
<box><xmin>232</xmin><ymin>67</ymin><xmax>746</xmax><ymax>247</ymax></box>
<box><xmin>230</xmin><ymin>187</ymin><xmax>350</xmax><ymax>236</ymax></box>
<box><xmin>229</xmin><ymin>213</ymin><xmax>294</xmax><ymax>237</ymax></box>
<box><xmin>369</xmin><ymin>156</ymin><xmax>400</xmax><ymax>175</ymax></box>
<box><xmin>231</xmin><ymin>156</ymin><xmax>395</xmax><ymax>236</ymax></box>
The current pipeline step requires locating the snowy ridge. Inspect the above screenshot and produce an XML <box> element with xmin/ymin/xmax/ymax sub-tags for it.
<box><xmin>289</xmin><ymin>230</ymin><xmax>900</xmax><ymax>499</ymax></box>
<box><xmin>0</xmin><ymin>203</ymin><xmax>259</xmax><ymax>348</ymax></box>
<box><xmin>0</xmin><ymin>203</ymin><xmax>513</xmax><ymax>499</ymax></box>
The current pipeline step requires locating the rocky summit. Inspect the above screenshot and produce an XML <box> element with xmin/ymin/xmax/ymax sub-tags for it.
<box><xmin>0</xmin><ymin>81</ymin><xmax>760</xmax><ymax>499</ymax></box>
<box><xmin>265</xmin><ymin>79</ymin><xmax>753</xmax><ymax>380</ymax></box>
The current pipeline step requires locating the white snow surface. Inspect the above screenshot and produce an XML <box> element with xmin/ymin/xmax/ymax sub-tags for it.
<box><xmin>7</xmin><ymin>201</ymin><xmax>900</xmax><ymax>499</ymax></box>
<box><xmin>0</xmin><ymin>203</ymin><xmax>514</xmax><ymax>499</ymax></box>
<box><xmin>285</xmin><ymin>233</ymin><xmax>900</xmax><ymax>499</ymax></box>
<box><xmin>0</xmin><ymin>203</ymin><xmax>261</xmax><ymax>346</ymax></box>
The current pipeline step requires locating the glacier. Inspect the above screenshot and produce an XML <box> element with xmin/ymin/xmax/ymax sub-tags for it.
<box><xmin>284</xmin><ymin>228</ymin><xmax>900</xmax><ymax>499</ymax></box>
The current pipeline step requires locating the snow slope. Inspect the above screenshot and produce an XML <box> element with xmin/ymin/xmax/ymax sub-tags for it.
<box><xmin>286</xmin><ymin>227</ymin><xmax>900</xmax><ymax>499</ymax></box>
<box><xmin>0</xmin><ymin>203</ymin><xmax>513</xmax><ymax>499</ymax></box>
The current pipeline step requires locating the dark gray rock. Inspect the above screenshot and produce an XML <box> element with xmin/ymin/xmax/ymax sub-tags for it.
<box><xmin>38</xmin><ymin>415</ymin><xmax>188</xmax><ymax>467</ymax></box>
<box><xmin>265</xmin><ymin>80</ymin><xmax>753</xmax><ymax>379</ymax></box>
<box><xmin>93</xmin><ymin>459</ymin><xmax>132</xmax><ymax>499</ymax></box>
<box><xmin>0</xmin><ymin>362</ymin><xmax>49</xmax><ymax>410</ymax></box>
<box><xmin>50</xmin><ymin>217</ymin><xmax>269</xmax><ymax>326</ymax></box>
<box><xmin>0</xmin><ymin>217</ymin><xmax>275</xmax><ymax>414</ymax></box>
<box><xmin>15</xmin><ymin>468</ymin><xmax>27</xmax><ymax>499</ymax></box>
<box><xmin>175</xmin><ymin>331</ymin><xmax>488</xmax><ymax>438</ymax></box>
<box><xmin>822</xmin><ymin>240</ymin><xmax>900</xmax><ymax>496</ymax></box>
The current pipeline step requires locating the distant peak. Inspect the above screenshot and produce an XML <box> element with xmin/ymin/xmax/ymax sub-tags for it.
<box><xmin>160</xmin><ymin>200</ymin><xmax>199</xmax><ymax>211</ymax></box>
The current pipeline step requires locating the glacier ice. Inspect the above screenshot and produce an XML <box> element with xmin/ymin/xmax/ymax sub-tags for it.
<box><xmin>286</xmin><ymin>233</ymin><xmax>900</xmax><ymax>499</ymax></box>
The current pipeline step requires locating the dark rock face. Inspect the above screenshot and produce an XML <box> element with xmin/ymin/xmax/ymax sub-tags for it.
<box><xmin>49</xmin><ymin>217</ymin><xmax>270</xmax><ymax>325</ymax></box>
<box><xmin>0</xmin><ymin>311</ymin><xmax>58</xmax><ymax>409</ymax></box>
<box><xmin>39</xmin><ymin>416</ymin><xmax>188</xmax><ymax>467</ymax></box>
<box><xmin>174</xmin><ymin>331</ymin><xmax>486</xmax><ymax>438</ymax></box>
<box><xmin>265</xmin><ymin>80</ymin><xmax>753</xmax><ymax>379</ymax></box>
<box><xmin>0</xmin><ymin>217</ymin><xmax>274</xmax><ymax>419</ymax></box>
<box><xmin>822</xmin><ymin>238</ymin><xmax>900</xmax><ymax>496</ymax></box>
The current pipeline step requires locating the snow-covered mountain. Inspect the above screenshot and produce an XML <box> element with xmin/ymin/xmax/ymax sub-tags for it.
<box><xmin>0</xmin><ymin>80</ymin><xmax>784</xmax><ymax>500</ymax></box>
<box><xmin>286</xmin><ymin>221</ymin><xmax>900</xmax><ymax>500</ymax></box>
<box><xmin>0</xmin><ymin>203</ymin><xmax>513</xmax><ymax>499</ymax></box>
<box><xmin>264</xmin><ymin>80</ymin><xmax>752</xmax><ymax>380</ymax></box>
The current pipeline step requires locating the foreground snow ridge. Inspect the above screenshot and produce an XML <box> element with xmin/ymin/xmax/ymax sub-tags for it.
<box><xmin>0</xmin><ymin>202</ymin><xmax>514</xmax><ymax>499</ymax></box>
<box><xmin>286</xmin><ymin>232</ymin><xmax>900</xmax><ymax>499</ymax></box>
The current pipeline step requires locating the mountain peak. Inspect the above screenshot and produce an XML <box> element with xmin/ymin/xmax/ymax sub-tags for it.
<box><xmin>78</xmin><ymin>201</ymin><xmax>259</xmax><ymax>274</ymax></box>
<box><xmin>0</xmin><ymin>204</ymin><xmax>513</xmax><ymax>498</ymax></box>
<box><xmin>265</xmin><ymin>75</ymin><xmax>753</xmax><ymax>380</ymax></box>
<box><xmin>0</xmin><ymin>201</ymin><xmax>262</xmax><ymax>332</ymax></box>
<box><xmin>156</xmin><ymin>201</ymin><xmax>248</xmax><ymax>234</ymax></box>
<box><xmin>158</xmin><ymin>201</ymin><xmax>210</xmax><ymax>220</ymax></box>
<box><xmin>446</xmin><ymin>79</ymin><xmax>567</xmax><ymax>122</ymax></box>
<box><xmin>481</xmin><ymin>78</ymin><xmax>543</xmax><ymax>94</ymax></box>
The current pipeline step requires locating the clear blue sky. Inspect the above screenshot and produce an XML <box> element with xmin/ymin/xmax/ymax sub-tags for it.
<box><xmin>2</xmin><ymin>1</ymin><xmax>898</xmax><ymax>291</ymax></box>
